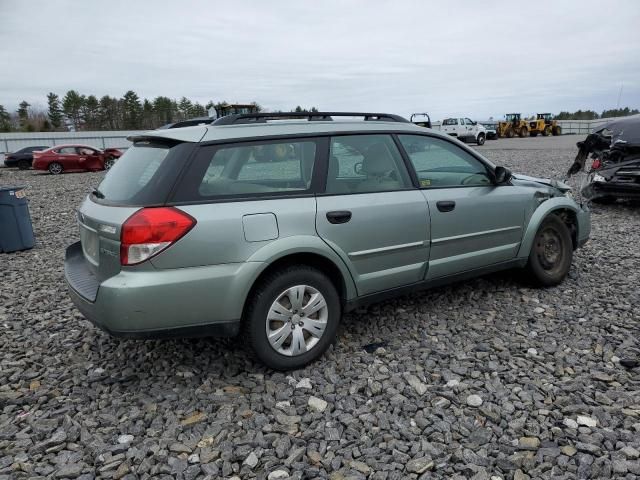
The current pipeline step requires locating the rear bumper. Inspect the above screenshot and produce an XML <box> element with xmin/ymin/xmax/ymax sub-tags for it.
<box><xmin>64</xmin><ymin>241</ymin><xmax>263</xmax><ymax>338</ymax></box>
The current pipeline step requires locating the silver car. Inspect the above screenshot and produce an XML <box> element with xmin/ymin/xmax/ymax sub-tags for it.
<box><xmin>65</xmin><ymin>112</ymin><xmax>590</xmax><ymax>369</ymax></box>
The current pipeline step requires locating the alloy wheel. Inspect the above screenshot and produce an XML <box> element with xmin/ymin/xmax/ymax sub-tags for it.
<box><xmin>265</xmin><ymin>285</ymin><xmax>329</xmax><ymax>356</ymax></box>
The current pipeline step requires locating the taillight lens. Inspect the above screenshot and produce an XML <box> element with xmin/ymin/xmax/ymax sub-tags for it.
<box><xmin>120</xmin><ymin>207</ymin><xmax>196</xmax><ymax>265</ymax></box>
<box><xmin>591</xmin><ymin>158</ymin><xmax>601</xmax><ymax>170</ymax></box>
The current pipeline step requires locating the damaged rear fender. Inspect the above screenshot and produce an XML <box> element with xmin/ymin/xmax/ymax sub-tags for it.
<box><xmin>516</xmin><ymin>197</ymin><xmax>590</xmax><ymax>259</ymax></box>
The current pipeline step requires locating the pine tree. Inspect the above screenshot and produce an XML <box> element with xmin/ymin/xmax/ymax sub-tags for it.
<box><xmin>83</xmin><ymin>95</ymin><xmax>100</xmax><ymax>130</ymax></box>
<box><xmin>63</xmin><ymin>90</ymin><xmax>86</xmax><ymax>130</ymax></box>
<box><xmin>122</xmin><ymin>90</ymin><xmax>142</xmax><ymax>129</ymax></box>
<box><xmin>0</xmin><ymin>105</ymin><xmax>11</xmax><ymax>132</ymax></box>
<box><xmin>47</xmin><ymin>93</ymin><xmax>63</xmax><ymax>129</ymax></box>
<box><xmin>17</xmin><ymin>101</ymin><xmax>30</xmax><ymax>130</ymax></box>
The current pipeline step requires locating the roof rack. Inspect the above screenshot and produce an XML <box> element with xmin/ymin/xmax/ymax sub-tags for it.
<box><xmin>212</xmin><ymin>112</ymin><xmax>410</xmax><ymax>126</ymax></box>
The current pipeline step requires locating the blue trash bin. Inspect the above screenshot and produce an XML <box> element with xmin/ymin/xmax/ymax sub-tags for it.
<box><xmin>0</xmin><ymin>185</ymin><xmax>35</xmax><ymax>253</ymax></box>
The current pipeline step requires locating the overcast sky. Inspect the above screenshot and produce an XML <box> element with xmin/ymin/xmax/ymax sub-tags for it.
<box><xmin>1</xmin><ymin>0</ymin><xmax>639</xmax><ymax>120</ymax></box>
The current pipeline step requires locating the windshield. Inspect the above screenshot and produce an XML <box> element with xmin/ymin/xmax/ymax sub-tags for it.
<box><xmin>94</xmin><ymin>141</ymin><xmax>187</xmax><ymax>205</ymax></box>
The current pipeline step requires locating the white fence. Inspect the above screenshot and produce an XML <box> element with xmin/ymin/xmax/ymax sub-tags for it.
<box><xmin>0</xmin><ymin>130</ymin><xmax>143</xmax><ymax>166</ymax></box>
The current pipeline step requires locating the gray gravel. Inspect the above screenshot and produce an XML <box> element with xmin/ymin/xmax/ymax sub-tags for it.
<box><xmin>1</xmin><ymin>135</ymin><xmax>639</xmax><ymax>479</ymax></box>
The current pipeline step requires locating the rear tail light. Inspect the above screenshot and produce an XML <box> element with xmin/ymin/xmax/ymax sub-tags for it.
<box><xmin>591</xmin><ymin>158</ymin><xmax>601</xmax><ymax>170</ymax></box>
<box><xmin>120</xmin><ymin>207</ymin><xmax>196</xmax><ymax>265</ymax></box>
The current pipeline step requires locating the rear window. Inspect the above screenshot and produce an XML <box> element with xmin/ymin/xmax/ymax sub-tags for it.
<box><xmin>172</xmin><ymin>138</ymin><xmax>318</xmax><ymax>201</ymax></box>
<box><xmin>94</xmin><ymin>141</ymin><xmax>191</xmax><ymax>206</ymax></box>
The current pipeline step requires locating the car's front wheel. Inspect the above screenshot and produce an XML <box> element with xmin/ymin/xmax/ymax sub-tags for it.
<box><xmin>48</xmin><ymin>162</ymin><xmax>63</xmax><ymax>175</ymax></box>
<box><xmin>477</xmin><ymin>134</ymin><xmax>485</xmax><ymax>146</ymax></box>
<box><xmin>245</xmin><ymin>266</ymin><xmax>340</xmax><ymax>370</ymax></box>
<box><xmin>525</xmin><ymin>215</ymin><xmax>573</xmax><ymax>286</ymax></box>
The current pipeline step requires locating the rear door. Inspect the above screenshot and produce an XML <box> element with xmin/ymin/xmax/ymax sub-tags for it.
<box><xmin>57</xmin><ymin>146</ymin><xmax>81</xmax><ymax>169</ymax></box>
<box><xmin>315</xmin><ymin>134</ymin><xmax>430</xmax><ymax>296</ymax></box>
<box><xmin>397</xmin><ymin>134</ymin><xmax>530</xmax><ymax>279</ymax></box>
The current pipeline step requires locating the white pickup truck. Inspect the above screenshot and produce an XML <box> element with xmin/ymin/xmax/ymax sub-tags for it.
<box><xmin>441</xmin><ymin>117</ymin><xmax>487</xmax><ymax>145</ymax></box>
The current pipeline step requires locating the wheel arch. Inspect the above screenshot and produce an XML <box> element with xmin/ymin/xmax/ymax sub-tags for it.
<box><xmin>517</xmin><ymin>198</ymin><xmax>581</xmax><ymax>258</ymax></box>
<box><xmin>241</xmin><ymin>239</ymin><xmax>357</xmax><ymax>322</ymax></box>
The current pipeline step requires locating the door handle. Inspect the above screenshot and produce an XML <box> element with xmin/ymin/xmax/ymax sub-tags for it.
<box><xmin>436</xmin><ymin>200</ymin><xmax>456</xmax><ymax>212</ymax></box>
<box><xmin>326</xmin><ymin>210</ymin><xmax>352</xmax><ymax>224</ymax></box>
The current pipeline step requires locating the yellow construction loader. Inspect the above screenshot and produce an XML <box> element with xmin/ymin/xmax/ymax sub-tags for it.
<box><xmin>528</xmin><ymin>113</ymin><xmax>562</xmax><ymax>136</ymax></box>
<box><xmin>497</xmin><ymin>113</ymin><xmax>529</xmax><ymax>138</ymax></box>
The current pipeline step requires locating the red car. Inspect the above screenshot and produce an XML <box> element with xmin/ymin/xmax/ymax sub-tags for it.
<box><xmin>32</xmin><ymin>144</ymin><xmax>122</xmax><ymax>175</ymax></box>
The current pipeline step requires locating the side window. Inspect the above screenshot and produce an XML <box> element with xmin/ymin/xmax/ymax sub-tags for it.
<box><xmin>178</xmin><ymin>139</ymin><xmax>317</xmax><ymax>199</ymax></box>
<box><xmin>398</xmin><ymin>135</ymin><xmax>493</xmax><ymax>188</ymax></box>
<box><xmin>58</xmin><ymin>147</ymin><xmax>77</xmax><ymax>154</ymax></box>
<box><xmin>465</xmin><ymin>118</ymin><xmax>474</xmax><ymax>125</ymax></box>
<box><xmin>326</xmin><ymin>134</ymin><xmax>412</xmax><ymax>194</ymax></box>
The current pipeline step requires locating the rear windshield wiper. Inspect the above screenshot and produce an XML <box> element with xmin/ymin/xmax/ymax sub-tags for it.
<box><xmin>92</xmin><ymin>188</ymin><xmax>105</xmax><ymax>199</ymax></box>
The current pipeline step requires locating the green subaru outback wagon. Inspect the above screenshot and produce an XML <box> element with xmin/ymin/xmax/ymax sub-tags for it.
<box><xmin>65</xmin><ymin>112</ymin><xmax>590</xmax><ymax>369</ymax></box>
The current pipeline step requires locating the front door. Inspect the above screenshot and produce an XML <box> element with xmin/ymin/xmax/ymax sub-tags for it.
<box><xmin>316</xmin><ymin>134</ymin><xmax>430</xmax><ymax>296</ymax></box>
<box><xmin>397</xmin><ymin>134</ymin><xmax>531</xmax><ymax>279</ymax></box>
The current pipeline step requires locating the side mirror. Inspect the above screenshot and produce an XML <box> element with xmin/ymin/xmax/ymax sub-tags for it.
<box><xmin>494</xmin><ymin>166</ymin><xmax>512</xmax><ymax>185</ymax></box>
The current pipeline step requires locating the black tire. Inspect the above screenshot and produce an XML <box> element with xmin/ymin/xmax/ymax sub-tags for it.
<box><xmin>506</xmin><ymin>128</ymin><xmax>514</xmax><ymax>138</ymax></box>
<box><xmin>476</xmin><ymin>134</ymin><xmax>485</xmax><ymax>146</ymax></box>
<box><xmin>525</xmin><ymin>215</ymin><xmax>573</xmax><ymax>287</ymax></box>
<box><xmin>543</xmin><ymin>126</ymin><xmax>552</xmax><ymax>136</ymax></box>
<box><xmin>519</xmin><ymin>127</ymin><xmax>528</xmax><ymax>138</ymax></box>
<box><xmin>104</xmin><ymin>156</ymin><xmax>116</xmax><ymax>170</ymax></box>
<box><xmin>552</xmin><ymin>126</ymin><xmax>562</xmax><ymax>136</ymax></box>
<box><xmin>48</xmin><ymin>162</ymin><xmax>63</xmax><ymax>175</ymax></box>
<box><xmin>244</xmin><ymin>265</ymin><xmax>341</xmax><ymax>370</ymax></box>
<box><xmin>17</xmin><ymin>159</ymin><xmax>30</xmax><ymax>170</ymax></box>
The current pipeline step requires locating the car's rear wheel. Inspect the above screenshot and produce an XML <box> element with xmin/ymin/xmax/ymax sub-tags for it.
<box><xmin>245</xmin><ymin>265</ymin><xmax>340</xmax><ymax>370</ymax></box>
<box><xmin>525</xmin><ymin>215</ymin><xmax>573</xmax><ymax>287</ymax></box>
<box><xmin>477</xmin><ymin>134</ymin><xmax>485</xmax><ymax>146</ymax></box>
<box><xmin>48</xmin><ymin>162</ymin><xmax>63</xmax><ymax>175</ymax></box>
<box><xmin>104</xmin><ymin>157</ymin><xmax>116</xmax><ymax>170</ymax></box>
<box><xmin>17</xmin><ymin>159</ymin><xmax>30</xmax><ymax>170</ymax></box>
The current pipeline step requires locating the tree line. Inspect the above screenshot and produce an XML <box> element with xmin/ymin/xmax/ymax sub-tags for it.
<box><xmin>0</xmin><ymin>91</ymin><xmax>264</xmax><ymax>132</ymax></box>
<box><xmin>555</xmin><ymin>107</ymin><xmax>639</xmax><ymax>120</ymax></box>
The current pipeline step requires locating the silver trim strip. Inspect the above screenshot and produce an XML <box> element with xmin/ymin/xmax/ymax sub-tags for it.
<box><xmin>349</xmin><ymin>240</ymin><xmax>425</xmax><ymax>258</ymax></box>
<box><xmin>432</xmin><ymin>225</ymin><xmax>521</xmax><ymax>245</ymax></box>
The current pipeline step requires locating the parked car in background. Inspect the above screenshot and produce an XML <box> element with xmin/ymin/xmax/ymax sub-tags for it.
<box><xmin>32</xmin><ymin>145</ymin><xmax>122</xmax><ymax>174</ymax></box>
<box><xmin>441</xmin><ymin>117</ymin><xmax>487</xmax><ymax>145</ymax></box>
<box><xmin>566</xmin><ymin>114</ymin><xmax>640</xmax><ymax>203</ymax></box>
<box><xmin>480</xmin><ymin>122</ymin><xmax>498</xmax><ymax>140</ymax></box>
<box><xmin>64</xmin><ymin>111</ymin><xmax>590</xmax><ymax>370</ymax></box>
<box><xmin>4</xmin><ymin>145</ymin><xmax>50</xmax><ymax>169</ymax></box>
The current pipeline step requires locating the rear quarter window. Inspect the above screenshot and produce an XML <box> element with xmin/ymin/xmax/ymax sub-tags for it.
<box><xmin>172</xmin><ymin>138</ymin><xmax>319</xmax><ymax>202</ymax></box>
<box><xmin>94</xmin><ymin>140</ymin><xmax>193</xmax><ymax>206</ymax></box>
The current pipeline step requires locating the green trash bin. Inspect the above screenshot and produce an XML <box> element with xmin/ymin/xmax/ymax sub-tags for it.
<box><xmin>0</xmin><ymin>185</ymin><xmax>35</xmax><ymax>253</ymax></box>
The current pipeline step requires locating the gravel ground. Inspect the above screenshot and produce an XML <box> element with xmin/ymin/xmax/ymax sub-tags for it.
<box><xmin>1</xmin><ymin>135</ymin><xmax>639</xmax><ymax>480</ymax></box>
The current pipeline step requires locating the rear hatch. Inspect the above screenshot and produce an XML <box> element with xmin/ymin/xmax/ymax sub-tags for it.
<box><xmin>77</xmin><ymin>139</ymin><xmax>197</xmax><ymax>282</ymax></box>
